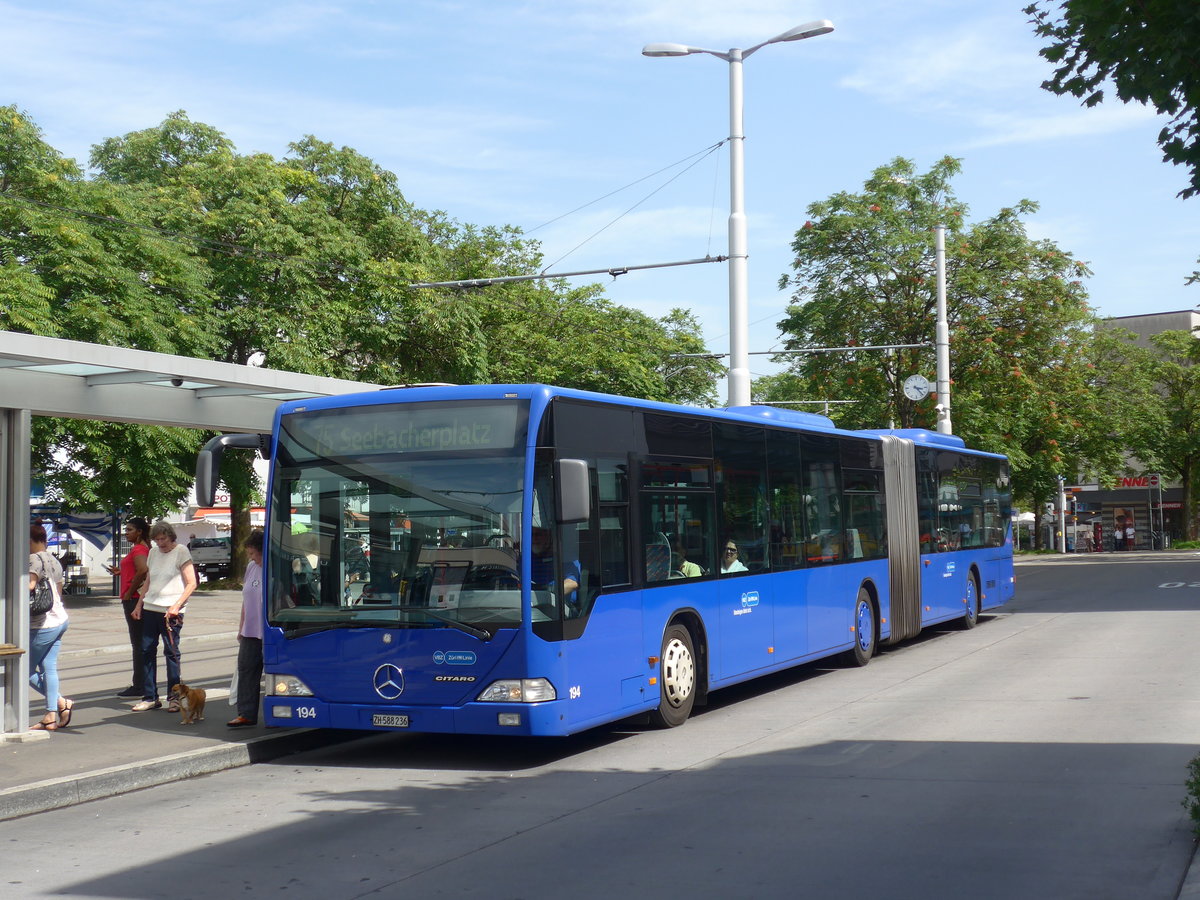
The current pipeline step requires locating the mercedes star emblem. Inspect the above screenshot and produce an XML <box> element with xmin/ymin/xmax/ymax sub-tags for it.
<box><xmin>373</xmin><ymin>664</ymin><xmax>405</xmax><ymax>700</ymax></box>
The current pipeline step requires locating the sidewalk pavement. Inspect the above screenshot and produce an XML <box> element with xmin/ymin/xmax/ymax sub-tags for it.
<box><xmin>0</xmin><ymin>587</ymin><xmax>360</xmax><ymax>822</ymax></box>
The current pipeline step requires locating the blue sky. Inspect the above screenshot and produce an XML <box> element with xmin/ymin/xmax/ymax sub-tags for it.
<box><xmin>3</xmin><ymin>0</ymin><xmax>1196</xmax><ymax>387</ymax></box>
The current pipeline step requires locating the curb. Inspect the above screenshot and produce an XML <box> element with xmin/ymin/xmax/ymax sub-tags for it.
<box><xmin>1181</xmin><ymin>842</ymin><xmax>1200</xmax><ymax>899</ymax></box>
<box><xmin>0</xmin><ymin>728</ymin><xmax>367</xmax><ymax>822</ymax></box>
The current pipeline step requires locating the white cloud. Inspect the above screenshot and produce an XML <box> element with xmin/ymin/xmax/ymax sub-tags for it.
<box><xmin>836</xmin><ymin>10</ymin><xmax>1167</xmax><ymax>153</ymax></box>
<box><xmin>966</xmin><ymin>103</ymin><xmax>1162</xmax><ymax>149</ymax></box>
<box><xmin>840</xmin><ymin>18</ymin><xmax>1039</xmax><ymax>107</ymax></box>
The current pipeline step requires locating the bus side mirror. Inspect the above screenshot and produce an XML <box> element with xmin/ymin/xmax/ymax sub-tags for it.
<box><xmin>556</xmin><ymin>458</ymin><xmax>590</xmax><ymax>525</ymax></box>
<box><xmin>197</xmin><ymin>433</ymin><xmax>270</xmax><ymax>506</ymax></box>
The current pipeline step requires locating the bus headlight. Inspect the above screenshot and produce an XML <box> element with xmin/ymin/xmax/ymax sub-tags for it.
<box><xmin>269</xmin><ymin>674</ymin><xmax>314</xmax><ymax>697</ymax></box>
<box><xmin>476</xmin><ymin>678</ymin><xmax>556</xmax><ymax>703</ymax></box>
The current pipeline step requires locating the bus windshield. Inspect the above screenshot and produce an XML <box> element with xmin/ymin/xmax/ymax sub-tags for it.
<box><xmin>267</xmin><ymin>400</ymin><xmax>529</xmax><ymax>638</ymax></box>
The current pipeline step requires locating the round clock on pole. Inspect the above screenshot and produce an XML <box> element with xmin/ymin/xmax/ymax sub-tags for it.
<box><xmin>902</xmin><ymin>374</ymin><xmax>930</xmax><ymax>401</ymax></box>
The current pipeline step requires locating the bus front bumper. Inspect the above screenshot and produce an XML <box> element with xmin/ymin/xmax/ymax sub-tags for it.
<box><xmin>264</xmin><ymin>696</ymin><xmax>567</xmax><ymax>736</ymax></box>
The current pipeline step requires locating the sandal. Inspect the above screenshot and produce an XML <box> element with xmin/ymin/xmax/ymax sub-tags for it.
<box><xmin>31</xmin><ymin>714</ymin><xmax>58</xmax><ymax>731</ymax></box>
<box><xmin>57</xmin><ymin>699</ymin><xmax>73</xmax><ymax>729</ymax></box>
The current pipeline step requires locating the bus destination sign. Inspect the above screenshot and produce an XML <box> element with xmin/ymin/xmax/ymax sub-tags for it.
<box><xmin>284</xmin><ymin>403</ymin><xmax>522</xmax><ymax>457</ymax></box>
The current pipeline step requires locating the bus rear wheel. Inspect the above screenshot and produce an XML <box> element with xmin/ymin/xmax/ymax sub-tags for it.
<box><xmin>650</xmin><ymin>624</ymin><xmax>697</xmax><ymax>728</ymax></box>
<box><xmin>844</xmin><ymin>588</ymin><xmax>877</xmax><ymax>667</ymax></box>
<box><xmin>961</xmin><ymin>572</ymin><xmax>981</xmax><ymax>629</ymax></box>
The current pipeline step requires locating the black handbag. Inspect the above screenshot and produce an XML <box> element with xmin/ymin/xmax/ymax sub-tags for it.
<box><xmin>30</xmin><ymin>554</ymin><xmax>55</xmax><ymax>617</ymax></box>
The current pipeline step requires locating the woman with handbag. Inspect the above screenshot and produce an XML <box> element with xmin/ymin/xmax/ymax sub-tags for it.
<box><xmin>28</xmin><ymin>523</ymin><xmax>73</xmax><ymax>731</ymax></box>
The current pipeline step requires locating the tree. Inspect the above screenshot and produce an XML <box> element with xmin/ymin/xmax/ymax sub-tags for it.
<box><xmin>409</xmin><ymin>211</ymin><xmax>723</xmax><ymax>403</ymax></box>
<box><xmin>32</xmin><ymin>419</ymin><xmax>201</xmax><ymax>519</ymax></box>
<box><xmin>771</xmin><ymin>156</ymin><xmax>1138</xmax><ymax>522</ymax></box>
<box><xmin>1026</xmin><ymin>1</ymin><xmax>1200</xmax><ymax>199</ymax></box>
<box><xmin>1</xmin><ymin>107</ymin><xmax>216</xmax><ymax>352</ymax></box>
<box><xmin>2</xmin><ymin>106</ymin><xmax>219</xmax><ymax>519</ymax></box>
<box><xmin>8</xmin><ymin>108</ymin><xmax>725</xmax><ymax>535</ymax></box>
<box><xmin>1128</xmin><ymin>330</ymin><xmax>1200</xmax><ymax>540</ymax></box>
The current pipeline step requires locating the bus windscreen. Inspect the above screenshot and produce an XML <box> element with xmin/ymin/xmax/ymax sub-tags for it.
<box><xmin>268</xmin><ymin>400</ymin><xmax>531</xmax><ymax>637</ymax></box>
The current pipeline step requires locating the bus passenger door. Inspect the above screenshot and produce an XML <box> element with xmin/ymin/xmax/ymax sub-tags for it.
<box><xmin>718</xmin><ymin>570</ymin><xmax>774</xmax><ymax>677</ymax></box>
<box><xmin>920</xmin><ymin>547</ymin><xmax>957</xmax><ymax>622</ymax></box>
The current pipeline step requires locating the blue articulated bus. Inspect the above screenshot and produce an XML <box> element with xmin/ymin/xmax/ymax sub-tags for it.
<box><xmin>198</xmin><ymin>384</ymin><xmax>1013</xmax><ymax>736</ymax></box>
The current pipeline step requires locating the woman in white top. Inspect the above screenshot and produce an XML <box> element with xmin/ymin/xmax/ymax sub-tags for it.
<box><xmin>720</xmin><ymin>541</ymin><xmax>749</xmax><ymax>574</ymax></box>
<box><xmin>28</xmin><ymin>523</ymin><xmax>73</xmax><ymax>730</ymax></box>
<box><xmin>131</xmin><ymin>521</ymin><xmax>197</xmax><ymax>712</ymax></box>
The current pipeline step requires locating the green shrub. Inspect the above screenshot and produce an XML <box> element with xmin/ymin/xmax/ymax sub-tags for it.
<box><xmin>1183</xmin><ymin>755</ymin><xmax>1200</xmax><ymax>837</ymax></box>
<box><xmin>1174</xmin><ymin>540</ymin><xmax>1200</xmax><ymax>550</ymax></box>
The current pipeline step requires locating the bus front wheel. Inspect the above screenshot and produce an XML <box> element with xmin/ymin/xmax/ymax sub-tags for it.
<box><xmin>650</xmin><ymin>624</ymin><xmax>697</xmax><ymax>728</ymax></box>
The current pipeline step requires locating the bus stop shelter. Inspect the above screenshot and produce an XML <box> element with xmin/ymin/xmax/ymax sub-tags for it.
<box><xmin>0</xmin><ymin>330</ymin><xmax>380</xmax><ymax>738</ymax></box>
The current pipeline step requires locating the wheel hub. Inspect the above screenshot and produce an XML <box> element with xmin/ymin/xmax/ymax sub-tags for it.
<box><xmin>662</xmin><ymin>638</ymin><xmax>695</xmax><ymax>707</ymax></box>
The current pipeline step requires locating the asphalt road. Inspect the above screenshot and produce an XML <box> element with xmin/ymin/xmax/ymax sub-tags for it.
<box><xmin>5</xmin><ymin>553</ymin><xmax>1200</xmax><ymax>899</ymax></box>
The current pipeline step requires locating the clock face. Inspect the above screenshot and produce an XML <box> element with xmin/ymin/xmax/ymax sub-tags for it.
<box><xmin>903</xmin><ymin>374</ymin><xmax>930</xmax><ymax>401</ymax></box>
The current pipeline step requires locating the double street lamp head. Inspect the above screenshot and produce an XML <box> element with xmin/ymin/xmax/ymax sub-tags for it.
<box><xmin>641</xmin><ymin>19</ymin><xmax>834</xmax><ymax>60</ymax></box>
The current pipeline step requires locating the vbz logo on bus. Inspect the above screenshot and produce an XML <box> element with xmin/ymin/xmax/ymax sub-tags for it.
<box><xmin>741</xmin><ymin>591</ymin><xmax>760</xmax><ymax>609</ymax></box>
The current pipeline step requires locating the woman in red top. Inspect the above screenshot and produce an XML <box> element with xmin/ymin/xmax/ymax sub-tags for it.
<box><xmin>108</xmin><ymin>517</ymin><xmax>151</xmax><ymax>698</ymax></box>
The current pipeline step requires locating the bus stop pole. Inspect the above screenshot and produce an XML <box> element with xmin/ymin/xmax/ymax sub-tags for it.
<box><xmin>1057</xmin><ymin>476</ymin><xmax>1067</xmax><ymax>554</ymax></box>
<box><xmin>1</xmin><ymin>408</ymin><xmax>32</xmax><ymax>736</ymax></box>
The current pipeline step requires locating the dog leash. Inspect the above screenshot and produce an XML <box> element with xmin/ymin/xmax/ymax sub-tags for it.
<box><xmin>164</xmin><ymin>612</ymin><xmax>182</xmax><ymax>653</ymax></box>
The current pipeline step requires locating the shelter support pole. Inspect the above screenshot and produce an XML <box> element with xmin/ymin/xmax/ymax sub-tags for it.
<box><xmin>1</xmin><ymin>407</ymin><xmax>31</xmax><ymax>736</ymax></box>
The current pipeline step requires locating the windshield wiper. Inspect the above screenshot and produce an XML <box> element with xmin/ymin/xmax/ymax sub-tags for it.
<box><xmin>282</xmin><ymin>621</ymin><xmax>358</xmax><ymax>638</ymax></box>
<box><xmin>397</xmin><ymin>606</ymin><xmax>492</xmax><ymax>640</ymax></box>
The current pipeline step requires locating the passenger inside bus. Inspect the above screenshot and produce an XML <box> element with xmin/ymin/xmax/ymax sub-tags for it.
<box><xmin>720</xmin><ymin>540</ymin><xmax>748</xmax><ymax>573</ymax></box>
<box><xmin>670</xmin><ymin>537</ymin><xmax>704</xmax><ymax>578</ymax></box>
<box><xmin>290</xmin><ymin>532</ymin><xmax>321</xmax><ymax>605</ymax></box>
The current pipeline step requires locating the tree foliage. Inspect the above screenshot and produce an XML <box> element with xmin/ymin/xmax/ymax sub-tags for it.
<box><xmin>770</xmin><ymin>156</ymin><xmax>1141</xmax><ymax>514</ymax></box>
<box><xmin>1126</xmin><ymin>330</ymin><xmax>1200</xmax><ymax>539</ymax></box>
<box><xmin>2</xmin><ymin>107</ymin><xmax>723</xmax><ymax>527</ymax></box>
<box><xmin>1026</xmin><ymin>1</ymin><xmax>1200</xmax><ymax>199</ymax></box>
<box><xmin>31</xmin><ymin>419</ymin><xmax>201</xmax><ymax>518</ymax></box>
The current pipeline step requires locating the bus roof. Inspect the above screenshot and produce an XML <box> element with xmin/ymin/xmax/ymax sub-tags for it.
<box><xmin>276</xmin><ymin>384</ymin><xmax>1004</xmax><ymax>458</ymax></box>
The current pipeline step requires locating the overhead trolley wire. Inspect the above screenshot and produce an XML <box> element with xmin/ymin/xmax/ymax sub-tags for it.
<box><xmin>539</xmin><ymin>141</ymin><xmax>726</xmax><ymax>272</ymax></box>
<box><xmin>523</xmin><ymin>140</ymin><xmax>726</xmax><ymax>237</ymax></box>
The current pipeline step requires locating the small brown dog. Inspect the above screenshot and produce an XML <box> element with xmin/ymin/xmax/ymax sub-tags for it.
<box><xmin>172</xmin><ymin>682</ymin><xmax>206</xmax><ymax>725</ymax></box>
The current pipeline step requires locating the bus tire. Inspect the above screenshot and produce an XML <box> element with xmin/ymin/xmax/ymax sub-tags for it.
<box><xmin>961</xmin><ymin>572</ymin><xmax>981</xmax><ymax>630</ymax></box>
<box><xmin>650</xmin><ymin>624</ymin><xmax>697</xmax><ymax>728</ymax></box>
<box><xmin>844</xmin><ymin>588</ymin><xmax>877</xmax><ymax>667</ymax></box>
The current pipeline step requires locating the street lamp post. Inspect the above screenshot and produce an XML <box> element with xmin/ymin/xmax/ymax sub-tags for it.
<box><xmin>643</xmin><ymin>20</ymin><xmax>834</xmax><ymax>409</ymax></box>
<box><xmin>934</xmin><ymin>225</ymin><xmax>952</xmax><ymax>434</ymax></box>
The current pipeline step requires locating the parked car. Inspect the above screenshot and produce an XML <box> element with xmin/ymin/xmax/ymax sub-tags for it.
<box><xmin>188</xmin><ymin>536</ymin><xmax>231</xmax><ymax>579</ymax></box>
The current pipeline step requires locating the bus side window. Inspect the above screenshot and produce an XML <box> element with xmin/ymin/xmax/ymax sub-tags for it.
<box><xmin>714</xmin><ymin>423</ymin><xmax>767</xmax><ymax>573</ymax></box>
<box><xmin>597</xmin><ymin>458</ymin><xmax>630</xmax><ymax>587</ymax></box>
